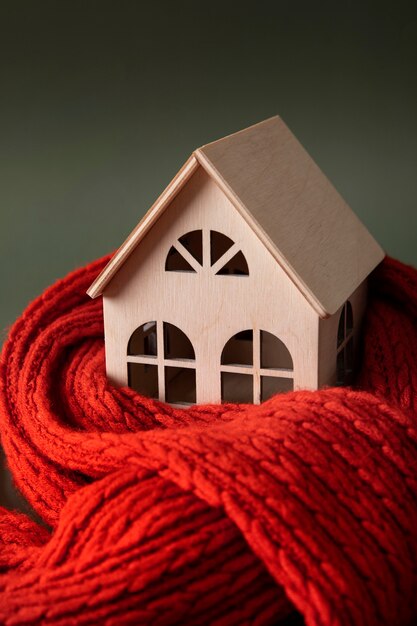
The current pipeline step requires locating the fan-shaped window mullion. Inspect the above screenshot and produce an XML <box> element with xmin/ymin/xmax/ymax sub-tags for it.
<box><xmin>165</xmin><ymin>246</ymin><xmax>196</xmax><ymax>272</ymax></box>
<box><xmin>178</xmin><ymin>231</ymin><xmax>203</xmax><ymax>265</ymax></box>
<box><xmin>211</xmin><ymin>242</ymin><xmax>239</xmax><ymax>274</ymax></box>
<box><xmin>167</xmin><ymin>230</ymin><xmax>249</xmax><ymax>276</ymax></box>
<box><xmin>211</xmin><ymin>243</ymin><xmax>249</xmax><ymax>276</ymax></box>
<box><xmin>174</xmin><ymin>241</ymin><xmax>201</xmax><ymax>272</ymax></box>
<box><xmin>216</xmin><ymin>251</ymin><xmax>249</xmax><ymax>276</ymax></box>
<box><xmin>210</xmin><ymin>231</ymin><xmax>234</xmax><ymax>265</ymax></box>
<box><xmin>165</xmin><ymin>230</ymin><xmax>203</xmax><ymax>273</ymax></box>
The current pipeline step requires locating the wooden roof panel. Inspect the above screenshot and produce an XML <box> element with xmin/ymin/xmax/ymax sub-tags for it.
<box><xmin>196</xmin><ymin>116</ymin><xmax>384</xmax><ymax>315</ymax></box>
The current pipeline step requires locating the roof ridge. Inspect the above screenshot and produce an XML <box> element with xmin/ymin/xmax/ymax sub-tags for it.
<box><xmin>198</xmin><ymin>115</ymin><xmax>280</xmax><ymax>151</ymax></box>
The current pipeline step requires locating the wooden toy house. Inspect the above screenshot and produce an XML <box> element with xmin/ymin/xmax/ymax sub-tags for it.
<box><xmin>87</xmin><ymin>116</ymin><xmax>384</xmax><ymax>405</ymax></box>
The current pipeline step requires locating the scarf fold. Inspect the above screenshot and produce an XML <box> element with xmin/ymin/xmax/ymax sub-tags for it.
<box><xmin>1</xmin><ymin>255</ymin><xmax>417</xmax><ymax>626</ymax></box>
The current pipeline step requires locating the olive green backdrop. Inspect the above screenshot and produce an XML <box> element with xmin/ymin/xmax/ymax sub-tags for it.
<box><xmin>0</xmin><ymin>1</ymin><xmax>416</xmax><ymax>513</ymax></box>
<box><xmin>1</xmin><ymin>0</ymin><xmax>416</xmax><ymax>344</ymax></box>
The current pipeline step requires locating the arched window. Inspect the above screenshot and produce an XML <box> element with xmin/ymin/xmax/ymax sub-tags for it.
<box><xmin>336</xmin><ymin>301</ymin><xmax>354</xmax><ymax>385</ymax></box>
<box><xmin>220</xmin><ymin>329</ymin><xmax>293</xmax><ymax>403</ymax></box>
<box><xmin>127</xmin><ymin>322</ymin><xmax>196</xmax><ymax>404</ymax></box>
<box><xmin>165</xmin><ymin>230</ymin><xmax>249</xmax><ymax>276</ymax></box>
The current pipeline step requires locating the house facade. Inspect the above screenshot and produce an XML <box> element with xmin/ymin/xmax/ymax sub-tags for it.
<box><xmin>88</xmin><ymin>117</ymin><xmax>383</xmax><ymax>405</ymax></box>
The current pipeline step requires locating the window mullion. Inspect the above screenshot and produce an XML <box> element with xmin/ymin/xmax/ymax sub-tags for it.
<box><xmin>337</xmin><ymin>332</ymin><xmax>353</xmax><ymax>353</ymax></box>
<box><xmin>163</xmin><ymin>358</ymin><xmax>195</xmax><ymax>369</ymax></box>
<box><xmin>344</xmin><ymin>303</ymin><xmax>347</xmax><ymax>342</ymax></box>
<box><xmin>211</xmin><ymin>242</ymin><xmax>240</xmax><ymax>275</ymax></box>
<box><xmin>157</xmin><ymin>320</ymin><xmax>165</xmax><ymax>402</ymax></box>
<box><xmin>127</xmin><ymin>355</ymin><xmax>158</xmax><ymax>365</ymax></box>
<box><xmin>174</xmin><ymin>241</ymin><xmax>201</xmax><ymax>272</ymax></box>
<box><xmin>259</xmin><ymin>367</ymin><xmax>293</xmax><ymax>379</ymax></box>
<box><xmin>253</xmin><ymin>328</ymin><xmax>261</xmax><ymax>404</ymax></box>
<box><xmin>203</xmin><ymin>229</ymin><xmax>211</xmax><ymax>268</ymax></box>
<box><xmin>220</xmin><ymin>364</ymin><xmax>253</xmax><ymax>374</ymax></box>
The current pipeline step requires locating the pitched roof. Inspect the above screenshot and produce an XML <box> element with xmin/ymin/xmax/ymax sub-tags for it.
<box><xmin>87</xmin><ymin>116</ymin><xmax>384</xmax><ymax>317</ymax></box>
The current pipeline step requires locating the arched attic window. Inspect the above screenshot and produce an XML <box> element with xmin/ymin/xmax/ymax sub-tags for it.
<box><xmin>220</xmin><ymin>329</ymin><xmax>293</xmax><ymax>403</ymax></box>
<box><xmin>165</xmin><ymin>230</ymin><xmax>249</xmax><ymax>275</ymax></box>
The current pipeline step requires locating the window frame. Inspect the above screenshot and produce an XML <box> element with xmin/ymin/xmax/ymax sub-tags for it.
<box><xmin>220</xmin><ymin>329</ymin><xmax>293</xmax><ymax>403</ymax></box>
<box><xmin>165</xmin><ymin>229</ymin><xmax>249</xmax><ymax>276</ymax></box>
<box><xmin>127</xmin><ymin>321</ymin><xmax>196</xmax><ymax>404</ymax></box>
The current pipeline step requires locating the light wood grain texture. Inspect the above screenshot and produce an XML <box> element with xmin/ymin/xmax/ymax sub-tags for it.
<box><xmin>103</xmin><ymin>167</ymin><xmax>319</xmax><ymax>404</ymax></box>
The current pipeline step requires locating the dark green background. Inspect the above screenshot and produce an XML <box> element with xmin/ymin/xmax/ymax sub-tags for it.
<box><xmin>1</xmin><ymin>1</ymin><xmax>416</xmax><ymax>343</ymax></box>
<box><xmin>0</xmin><ymin>2</ymin><xmax>416</xmax><ymax>518</ymax></box>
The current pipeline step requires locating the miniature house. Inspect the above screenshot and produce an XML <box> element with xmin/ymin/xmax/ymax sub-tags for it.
<box><xmin>87</xmin><ymin>116</ymin><xmax>384</xmax><ymax>405</ymax></box>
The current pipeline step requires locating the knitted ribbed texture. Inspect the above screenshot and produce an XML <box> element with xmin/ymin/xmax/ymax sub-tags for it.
<box><xmin>1</xmin><ymin>255</ymin><xmax>417</xmax><ymax>625</ymax></box>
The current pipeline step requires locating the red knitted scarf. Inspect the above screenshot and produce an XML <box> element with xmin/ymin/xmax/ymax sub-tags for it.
<box><xmin>1</xmin><ymin>255</ymin><xmax>417</xmax><ymax>626</ymax></box>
